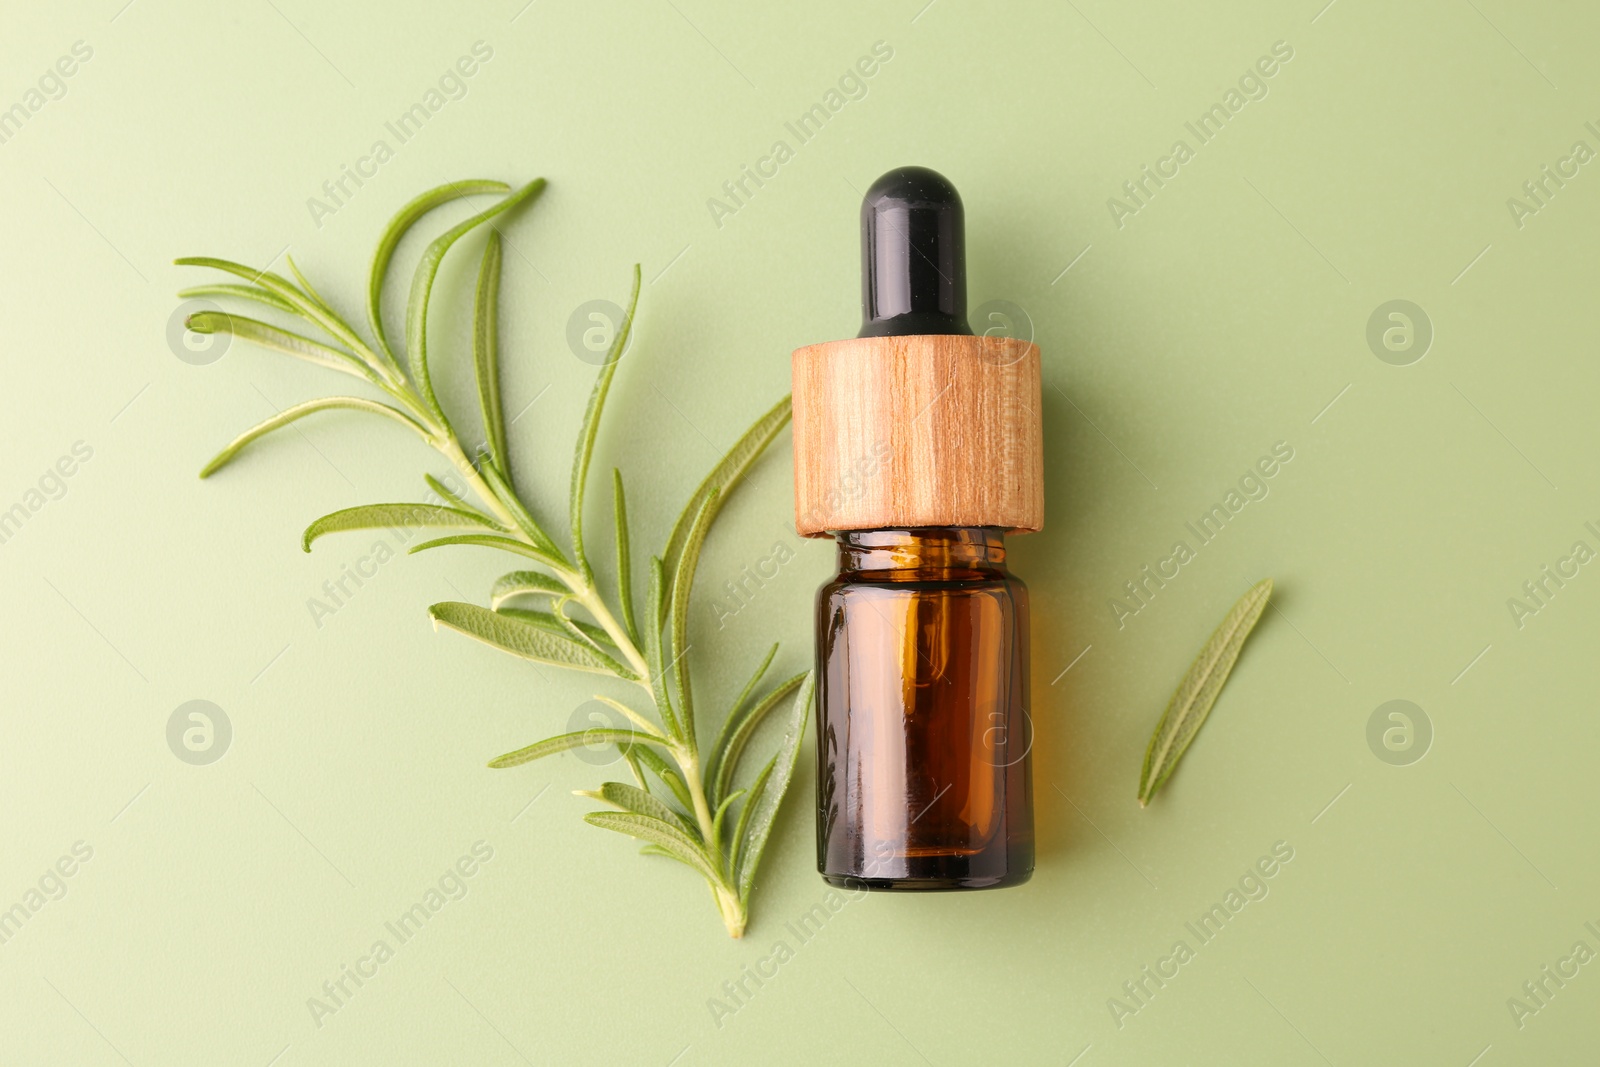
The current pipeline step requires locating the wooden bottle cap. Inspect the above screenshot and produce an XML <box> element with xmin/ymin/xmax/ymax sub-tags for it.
<box><xmin>791</xmin><ymin>333</ymin><xmax>1043</xmax><ymax>537</ymax></box>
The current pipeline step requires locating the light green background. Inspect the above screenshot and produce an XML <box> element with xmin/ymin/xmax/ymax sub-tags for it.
<box><xmin>3</xmin><ymin>0</ymin><xmax>1597</xmax><ymax>1063</ymax></box>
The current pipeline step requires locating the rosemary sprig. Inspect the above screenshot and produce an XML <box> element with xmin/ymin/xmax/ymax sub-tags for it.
<box><xmin>179</xmin><ymin>178</ymin><xmax>806</xmax><ymax>938</ymax></box>
<box><xmin>1138</xmin><ymin>578</ymin><xmax>1273</xmax><ymax>807</ymax></box>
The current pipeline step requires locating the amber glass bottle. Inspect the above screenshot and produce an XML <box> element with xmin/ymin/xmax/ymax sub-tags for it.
<box><xmin>792</xmin><ymin>167</ymin><xmax>1040</xmax><ymax>891</ymax></box>
<box><xmin>816</xmin><ymin>526</ymin><xmax>1033</xmax><ymax>889</ymax></box>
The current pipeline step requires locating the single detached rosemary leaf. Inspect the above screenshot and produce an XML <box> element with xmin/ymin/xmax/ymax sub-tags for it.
<box><xmin>1138</xmin><ymin>578</ymin><xmax>1273</xmax><ymax>808</ymax></box>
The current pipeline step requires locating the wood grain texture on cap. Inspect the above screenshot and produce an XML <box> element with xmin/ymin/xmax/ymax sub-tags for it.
<box><xmin>791</xmin><ymin>334</ymin><xmax>1044</xmax><ymax>537</ymax></box>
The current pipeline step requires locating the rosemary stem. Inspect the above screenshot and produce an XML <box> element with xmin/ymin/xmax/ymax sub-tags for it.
<box><xmin>328</xmin><ymin>303</ymin><xmax>730</xmax><ymax>916</ymax></box>
<box><xmin>567</xmin><ymin>582</ymin><xmax>653</xmax><ymax>684</ymax></box>
<box><xmin>676</xmin><ymin>750</ymin><xmax>725</xmax><ymax>878</ymax></box>
<box><xmin>698</xmin><ymin>696</ymin><xmax>758</xmax><ymax>934</ymax></box>
<box><xmin>332</xmin><ymin>316</ymin><xmax>656</xmax><ymax>691</ymax></box>
<box><xmin>432</xmin><ymin>432</ymin><xmax>655</xmax><ymax>686</ymax></box>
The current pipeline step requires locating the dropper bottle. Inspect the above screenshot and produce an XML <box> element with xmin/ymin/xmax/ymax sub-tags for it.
<box><xmin>791</xmin><ymin>166</ymin><xmax>1042</xmax><ymax>889</ymax></box>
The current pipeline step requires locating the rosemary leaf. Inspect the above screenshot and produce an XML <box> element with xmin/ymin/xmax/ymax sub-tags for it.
<box><xmin>472</xmin><ymin>230</ymin><xmax>509</xmax><ymax>472</ymax></box>
<box><xmin>622</xmin><ymin>749</ymin><xmax>649</xmax><ymax>793</ymax></box>
<box><xmin>429</xmin><ymin>600</ymin><xmax>627</xmax><ymax>676</ymax></box>
<box><xmin>668</xmin><ymin>489</ymin><xmax>718</xmax><ymax>745</ymax></box>
<box><xmin>633</xmin><ymin>746</ymin><xmax>694</xmax><ymax>813</ymax></box>
<box><xmin>709</xmin><ymin>671</ymin><xmax>807</xmax><ymax>807</ymax></box>
<box><xmin>178</xmin><ymin>283</ymin><xmax>298</xmax><ymax>315</ymax></box>
<box><xmin>583</xmin><ymin>812</ymin><xmax>720</xmax><ymax>883</ymax></box>
<box><xmin>544</xmin><ymin>602</ymin><xmax>626</xmax><ymax>666</ymax></box>
<box><xmin>286</xmin><ymin>253</ymin><xmax>336</xmax><ymax>315</ymax></box>
<box><xmin>418</xmin><ymin>477</ymin><xmax>502</xmax><ymax>529</ymax></box>
<box><xmin>658</xmin><ymin>394</ymin><xmax>792</xmax><ymax>624</ymax></box>
<box><xmin>586</xmin><ymin>781</ymin><xmax>698</xmax><ymax>839</ymax></box>
<box><xmin>408</xmin><ymin>534</ymin><xmax>566</xmax><ymax>569</ymax></box>
<box><xmin>185</xmin><ymin>310</ymin><xmax>376</xmax><ymax>382</ymax></box>
<box><xmin>612</xmin><ymin>469</ymin><xmax>638</xmax><ymax>647</ymax></box>
<box><xmin>734</xmin><ymin>671</ymin><xmax>814</xmax><ymax>902</ymax></box>
<box><xmin>704</xmin><ymin>643</ymin><xmax>778</xmax><ymax>804</ymax></box>
<box><xmin>424</xmin><ymin>473</ymin><xmax>473</xmax><ymax>511</ymax></box>
<box><xmin>367</xmin><ymin>178</ymin><xmax>510</xmax><ymax>363</ymax></box>
<box><xmin>176</xmin><ymin>256</ymin><xmax>373</xmax><ymax>361</ymax></box>
<box><xmin>711</xmin><ymin>788</ymin><xmax>746</xmax><ymax>852</ymax></box>
<box><xmin>302</xmin><ymin>503</ymin><xmax>505</xmax><ymax>552</ymax></box>
<box><xmin>488</xmin><ymin>729</ymin><xmax>665</xmax><ymax>769</ymax></box>
<box><xmin>489</xmin><ymin>570</ymin><xmax>569</xmax><ymax>607</ymax></box>
<box><xmin>569</xmin><ymin>265</ymin><xmax>640</xmax><ymax>578</ymax></box>
<box><xmin>199</xmin><ymin>397</ymin><xmax>428</xmax><ymax>478</ymax></box>
<box><xmin>404</xmin><ymin>179</ymin><xmax>546</xmax><ymax>428</ymax></box>
<box><xmin>1138</xmin><ymin>578</ymin><xmax>1274</xmax><ymax>808</ymax></box>
<box><xmin>643</xmin><ymin>556</ymin><xmax>681</xmax><ymax>741</ymax></box>
<box><xmin>476</xmin><ymin>458</ymin><xmax>566</xmax><ymax>564</ymax></box>
<box><xmin>729</xmin><ymin>756</ymin><xmax>775</xmax><ymax>886</ymax></box>
<box><xmin>495</xmin><ymin>606</ymin><xmax>614</xmax><ymax>649</ymax></box>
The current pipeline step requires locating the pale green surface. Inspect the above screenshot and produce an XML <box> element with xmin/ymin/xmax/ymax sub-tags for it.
<box><xmin>2</xmin><ymin>1</ymin><xmax>1598</xmax><ymax>1063</ymax></box>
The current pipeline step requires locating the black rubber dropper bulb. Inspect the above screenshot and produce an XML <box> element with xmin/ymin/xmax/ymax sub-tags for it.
<box><xmin>858</xmin><ymin>166</ymin><xmax>972</xmax><ymax>338</ymax></box>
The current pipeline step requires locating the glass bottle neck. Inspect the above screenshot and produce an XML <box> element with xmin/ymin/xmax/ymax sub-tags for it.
<box><xmin>833</xmin><ymin>527</ymin><xmax>1008</xmax><ymax>577</ymax></box>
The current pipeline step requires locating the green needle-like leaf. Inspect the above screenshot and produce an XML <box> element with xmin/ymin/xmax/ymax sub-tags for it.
<box><xmin>612</xmin><ymin>469</ymin><xmax>638</xmax><ymax>647</ymax></box>
<box><xmin>582</xmin><ymin>781</ymin><xmax>698</xmax><ymax>839</ymax></box>
<box><xmin>1138</xmin><ymin>578</ymin><xmax>1274</xmax><ymax>808</ymax></box>
<box><xmin>633</xmin><ymin>746</ymin><xmax>694</xmax><ymax>812</ymax></box>
<box><xmin>409</xmin><ymin>534</ymin><xmax>566</xmax><ymax>569</ymax></box>
<box><xmin>473</xmin><ymin>230</ymin><xmax>509</xmax><ymax>473</ymax></box>
<box><xmin>200</xmin><ymin>397</ymin><xmax>429</xmax><ymax>478</ymax></box>
<box><xmin>420</xmin><ymin>475</ymin><xmax>501</xmax><ymax>527</ymax></box>
<box><xmin>659</xmin><ymin>394</ymin><xmax>792</xmax><ymax>625</ymax></box>
<box><xmin>367</xmin><ymin>178</ymin><xmax>510</xmax><ymax>364</ymax></box>
<box><xmin>583</xmin><ymin>812</ymin><xmax>720</xmax><ymax>884</ymax></box>
<box><xmin>406</xmin><ymin>179</ymin><xmax>546</xmax><ymax>428</ymax></box>
<box><xmin>176</xmin><ymin>256</ymin><xmax>374</xmax><ymax>365</ymax></box>
<box><xmin>569</xmin><ymin>264</ymin><xmax>640</xmax><ymax>576</ymax></box>
<box><xmin>424</xmin><ymin>473</ymin><xmax>472</xmax><ymax>511</ymax></box>
<box><xmin>490</xmin><ymin>570</ymin><xmax>569</xmax><ymax>608</ymax></box>
<box><xmin>496</xmin><ymin>606</ymin><xmax>616</xmax><ymax>653</ymax></box>
<box><xmin>477</xmin><ymin>457</ymin><xmax>565</xmax><ymax>563</ymax></box>
<box><xmin>705</xmin><ymin>643</ymin><xmax>777</xmax><ymax>804</ymax></box>
<box><xmin>184</xmin><ymin>311</ymin><xmax>377</xmax><ymax>382</ymax></box>
<box><xmin>711</xmin><ymin>788</ymin><xmax>746</xmax><ymax>855</ymax></box>
<box><xmin>178</xmin><ymin>283</ymin><xmax>298</xmax><ymax>315</ymax></box>
<box><xmin>637</xmin><ymin>843</ymin><xmax>715</xmax><ymax>876</ymax></box>
<box><xmin>303</xmin><ymin>503</ymin><xmax>505</xmax><ymax>552</ymax></box>
<box><xmin>707</xmin><ymin>646</ymin><xmax>774</xmax><ymax>806</ymax></box>
<box><xmin>643</xmin><ymin>556</ymin><xmax>680</xmax><ymax>741</ymax></box>
<box><xmin>728</xmin><ymin>645</ymin><xmax>778</xmax><ymax>723</ymax></box>
<box><xmin>735</xmin><ymin>671</ymin><xmax>813</xmax><ymax>902</ymax></box>
<box><xmin>286</xmin><ymin>254</ymin><xmax>336</xmax><ymax>315</ymax></box>
<box><xmin>729</xmin><ymin>756</ymin><xmax>775</xmax><ymax>885</ymax></box>
<box><xmin>668</xmin><ymin>489</ymin><xmax>718</xmax><ymax>748</ymax></box>
<box><xmin>488</xmin><ymin>729</ymin><xmax>665</xmax><ymax>769</ymax></box>
<box><xmin>622</xmin><ymin>749</ymin><xmax>649</xmax><ymax>792</ymax></box>
<box><xmin>710</xmin><ymin>672</ymin><xmax>808</xmax><ymax>806</ymax></box>
<box><xmin>430</xmin><ymin>600</ymin><xmax>626</xmax><ymax>676</ymax></box>
<box><xmin>545</xmin><ymin>603</ymin><xmax>615</xmax><ymax>660</ymax></box>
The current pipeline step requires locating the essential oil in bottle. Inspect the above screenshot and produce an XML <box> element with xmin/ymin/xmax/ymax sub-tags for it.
<box><xmin>791</xmin><ymin>166</ymin><xmax>1043</xmax><ymax>890</ymax></box>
